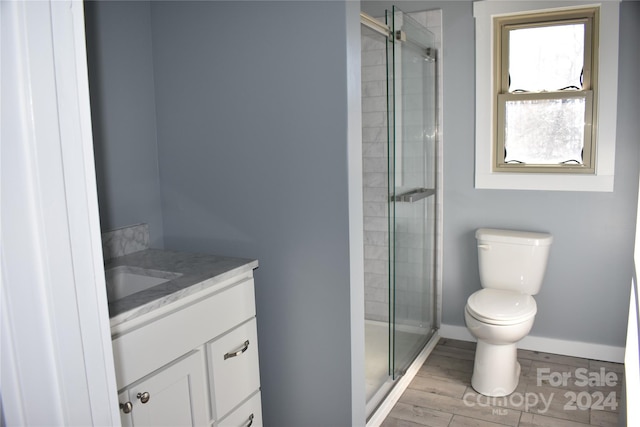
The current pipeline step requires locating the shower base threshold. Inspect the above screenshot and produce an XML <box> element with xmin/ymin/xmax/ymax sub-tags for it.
<box><xmin>366</xmin><ymin>330</ymin><xmax>441</xmax><ymax>426</ymax></box>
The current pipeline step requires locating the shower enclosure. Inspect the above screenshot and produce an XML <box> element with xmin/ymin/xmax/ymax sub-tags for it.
<box><xmin>361</xmin><ymin>7</ymin><xmax>440</xmax><ymax>416</ymax></box>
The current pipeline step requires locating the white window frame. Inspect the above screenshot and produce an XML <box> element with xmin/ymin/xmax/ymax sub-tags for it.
<box><xmin>474</xmin><ymin>0</ymin><xmax>620</xmax><ymax>192</ymax></box>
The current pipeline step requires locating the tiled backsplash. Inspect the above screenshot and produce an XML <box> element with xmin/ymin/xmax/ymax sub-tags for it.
<box><xmin>102</xmin><ymin>223</ymin><xmax>149</xmax><ymax>261</ymax></box>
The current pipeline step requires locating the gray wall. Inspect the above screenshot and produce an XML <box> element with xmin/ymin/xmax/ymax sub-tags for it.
<box><xmin>85</xmin><ymin>1</ymin><xmax>164</xmax><ymax>248</ymax></box>
<box><xmin>149</xmin><ymin>2</ymin><xmax>353</xmax><ymax>426</ymax></box>
<box><xmin>86</xmin><ymin>1</ymin><xmax>356</xmax><ymax>424</ymax></box>
<box><xmin>363</xmin><ymin>1</ymin><xmax>640</xmax><ymax>348</ymax></box>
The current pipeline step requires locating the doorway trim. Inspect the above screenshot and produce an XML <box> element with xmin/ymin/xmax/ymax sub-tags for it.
<box><xmin>2</xmin><ymin>1</ymin><xmax>119</xmax><ymax>424</ymax></box>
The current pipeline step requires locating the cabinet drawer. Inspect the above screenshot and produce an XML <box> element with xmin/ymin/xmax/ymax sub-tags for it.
<box><xmin>113</xmin><ymin>278</ymin><xmax>256</xmax><ymax>387</ymax></box>
<box><xmin>216</xmin><ymin>392</ymin><xmax>262</xmax><ymax>427</ymax></box>
<box><xmin>208</xmin><ymin>319</ymin><xmax>260</xmax><ymax>419</ymax></box>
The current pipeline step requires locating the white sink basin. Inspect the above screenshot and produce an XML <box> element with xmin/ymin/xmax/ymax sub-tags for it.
<box><xmin>106</xmin><ymin>266</ymin><xmax>182</xmax><ymax>301</ymax></box>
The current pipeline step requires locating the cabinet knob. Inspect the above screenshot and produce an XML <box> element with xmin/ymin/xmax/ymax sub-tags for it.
<box><xmin>120</xmin><ymin>402</ymin><xmax>133</xmax><ymax>414</ymax></box>
<box><xmin>137</xmin><ymin>392</ymin><xmax>150</xmax><ymax>404</ymax></box>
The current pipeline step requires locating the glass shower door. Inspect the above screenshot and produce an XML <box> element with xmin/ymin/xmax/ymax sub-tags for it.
<box><xmin>361</xmin><ymin>21</ymin><xmax>393</xmax><ymax>405</ymax></box>
<box><xmin>387</xmin><ymin>7</ymin><xmax>437</xmax><ymax>379</ymax></box>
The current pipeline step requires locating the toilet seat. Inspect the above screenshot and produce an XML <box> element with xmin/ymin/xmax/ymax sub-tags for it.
<box><xmin>466</xmin><ymin>289</ymin><xmax>536</xmax><ymax>325</ymax></box>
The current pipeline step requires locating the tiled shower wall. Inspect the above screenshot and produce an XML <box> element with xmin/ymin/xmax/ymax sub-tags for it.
<box><xmin>362</xmin><ymin>25</ymin><xmax>390</xmax><ymax>323</ymax></box>
<box><xmin>362</xmin><ymin>10</ymin><xmax>443</xmax><ymax>325</ymax></box>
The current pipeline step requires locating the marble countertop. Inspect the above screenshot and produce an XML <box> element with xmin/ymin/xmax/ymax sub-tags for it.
<box><xmin>106</xmin><ymin>248</ymin><xmax>258</xmax><ymax>328</ymax></box>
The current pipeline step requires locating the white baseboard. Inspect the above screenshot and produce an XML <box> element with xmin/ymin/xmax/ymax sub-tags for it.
<box><xmin>439</xmin><ymin>324</ymin><xmax>624</xmax><ymax>363</ymax></box>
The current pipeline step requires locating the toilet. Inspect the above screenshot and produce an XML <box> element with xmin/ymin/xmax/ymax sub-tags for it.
<box><xmin>465</xmin><ymin>228</ymin><xmax>553</xmax><ymax>397</ymax></box>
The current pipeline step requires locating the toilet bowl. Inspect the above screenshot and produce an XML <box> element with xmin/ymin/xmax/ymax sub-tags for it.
<box><xmin>465</xmin><ymin>289</ymin><xmax>537</xmax><ymax>396</ymax></box>
<box><xmin>465</xmin><ymin>228</ymin><xmax>552</xmax><ymax>397</ymax></box>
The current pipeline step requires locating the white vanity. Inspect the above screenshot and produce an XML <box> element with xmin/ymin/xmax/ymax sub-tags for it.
<box><xmin>104</xmin><ymin>225</ymin><xmax>261</xmax><ymax>427</ymax></box>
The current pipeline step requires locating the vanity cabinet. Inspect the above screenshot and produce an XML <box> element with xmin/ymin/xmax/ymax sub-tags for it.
<box><xmin>111</xmin><ymin>271</ymin><xmax>261</xmax><ymax>426</ymax></box>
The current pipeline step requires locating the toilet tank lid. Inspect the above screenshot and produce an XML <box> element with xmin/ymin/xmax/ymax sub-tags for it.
<box><xmin>476</xmin><ymin>228</ymin><xmax>553</xmax><ymax>246</ymax></box>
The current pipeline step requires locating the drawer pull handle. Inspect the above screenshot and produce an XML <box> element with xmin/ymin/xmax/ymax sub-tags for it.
<box><xmin>120</xmin><ymin>402</ymin><xmax>133</xmax><ymax>414</ymax></box>
<box><xmin>224</xmin><ymin>340</ymin><xmax>250</xmax><ymax>360</ymax></box>
<box><xmin>246</xmin><ymin>413</ymin><xmax>254</xmax><ymax>427</ymax></box>
<box><xmin>137</xmin><ymin>392</ymin><xmax>150</xmax><ymax>404</ymax></box>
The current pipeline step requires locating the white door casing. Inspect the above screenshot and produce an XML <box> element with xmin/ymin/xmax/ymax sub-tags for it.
<box><xmin>1</xmin><ymin>1</ymin><xmax>119</xmax><ymax>425</ymax></box>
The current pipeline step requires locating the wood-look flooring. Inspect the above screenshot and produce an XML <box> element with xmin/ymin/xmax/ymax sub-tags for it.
<box><xmin>382</xmin><ymin>338</ymin><xmax>623</xmax><ymax>427</ymax></box>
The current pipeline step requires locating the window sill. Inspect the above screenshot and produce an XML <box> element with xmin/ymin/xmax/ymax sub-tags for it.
<box><xmin>475</xmin><ymin>171</ymin><xmax>614</xmax><ymax>192</ymax></box>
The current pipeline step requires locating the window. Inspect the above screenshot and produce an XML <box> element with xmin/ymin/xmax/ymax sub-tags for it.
<box><xmin>474</xmin><ymin>1</ymin><xmax>620</xmax><ymax>191</ymax></box>
<box><xmin>495</xmin><ymin>8</ymin><xmax>597</xmax><ymax>173</ymax></box>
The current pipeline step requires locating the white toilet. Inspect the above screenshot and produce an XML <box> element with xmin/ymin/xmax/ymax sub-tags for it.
<box><xmin>465</xmin><ymin>228</ymin><xmax>553</xmax><ymax>397</ymax></box>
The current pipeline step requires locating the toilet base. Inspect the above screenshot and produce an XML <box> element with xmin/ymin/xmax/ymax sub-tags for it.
<box><xmin>471</xmin><ymin>340</ymin><xmax>520</xmax><ymax>397</ymax></box>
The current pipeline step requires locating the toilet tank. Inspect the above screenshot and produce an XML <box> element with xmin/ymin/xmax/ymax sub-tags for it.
<box><xmin>476</xmin><ymin>228</ymin><xmax>553</xmax><ymax>295</ymax></box>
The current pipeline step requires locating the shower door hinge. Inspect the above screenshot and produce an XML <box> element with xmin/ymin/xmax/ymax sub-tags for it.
<box><xmin>395</xmin><ymin>30</ymin><xmax>407</xmax><ymax>42</ymax></box>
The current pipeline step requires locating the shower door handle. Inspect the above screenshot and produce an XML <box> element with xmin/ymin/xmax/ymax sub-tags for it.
<box><xmin>392</xmin><ymin>188</ymin><xmax>435</xmax><ymax>203</ymax></box>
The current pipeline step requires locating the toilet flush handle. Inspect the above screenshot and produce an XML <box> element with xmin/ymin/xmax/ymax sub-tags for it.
<box><xmin>478</xmin><ymin>244</ymin><xmax>491</xmax><ymax>250</ymax></box>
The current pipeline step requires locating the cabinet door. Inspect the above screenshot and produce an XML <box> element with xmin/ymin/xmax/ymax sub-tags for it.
<box><xmin>127</xmin><ymin>350</ymin><xmax>208</xmax><ymax>427</ymax></box>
